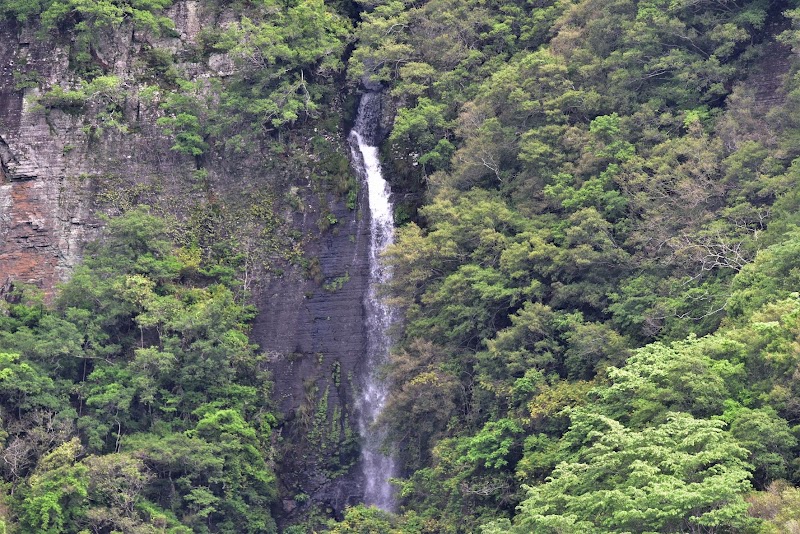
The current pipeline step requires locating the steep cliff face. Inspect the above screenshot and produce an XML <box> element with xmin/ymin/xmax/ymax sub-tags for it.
<box><xmin>0</xmin><ymin>22</ymin><xmax>95</xmax><ymax>295</ymax></box>
<box><xmin>252</xmin><ymin>181</ymin><xmax>371</xmax><ymax>517</ymax></box>
<box><xmin>0</xmin><ymin>4</ymin><xmax>213</xmax><ymax>295</ymax></box>
<box><xmin>0</xmin><ymin>1</ymin><xmax>369</xmax><ymax>523</ymax></box>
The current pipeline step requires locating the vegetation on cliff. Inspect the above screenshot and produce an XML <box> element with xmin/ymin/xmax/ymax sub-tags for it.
<box><xmin>4</xmin><ymin>0</ymin><xmax>800</xmax><ymax>531</ymax></box>
<box><xmin>342</xmin><ymin>0</ymin><xmax>800</xmax><ymax>531</ymax></box>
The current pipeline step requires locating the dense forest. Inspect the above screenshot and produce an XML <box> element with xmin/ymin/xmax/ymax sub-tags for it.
<box><xmin>3</xmin><ymin>0</ymin><xmax>800</xmax><ymax>531</ymax></box>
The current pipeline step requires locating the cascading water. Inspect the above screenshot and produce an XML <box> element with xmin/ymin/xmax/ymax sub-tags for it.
<box><xmin>348</xmin><ymin>91</ymin><xmax>397</xmax><ymax>511</ymax></box>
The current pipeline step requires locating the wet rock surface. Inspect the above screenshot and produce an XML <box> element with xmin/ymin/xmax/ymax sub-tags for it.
<box><xmin>252</xmin><ymin>184</ymin><xmax>371</xmax><ymax>517</ymax></box>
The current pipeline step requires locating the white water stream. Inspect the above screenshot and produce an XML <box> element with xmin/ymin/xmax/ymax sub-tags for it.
<box><xmin>348</xmin><ymin>92</ymin><xmax>397</xmax><ymax>510</ymax></box>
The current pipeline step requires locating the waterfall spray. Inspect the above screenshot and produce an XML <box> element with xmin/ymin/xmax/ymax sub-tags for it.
<box><xmin>348</xmin><ymin>91</ymin><xmax>397</xmax><ymax>511</ymax></box>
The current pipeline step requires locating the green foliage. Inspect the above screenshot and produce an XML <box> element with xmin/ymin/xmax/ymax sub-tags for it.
<box><xmin>0</xmin><ymin>352</ymin><xmax>62</xmax><ymax>412</ymax></box>
<box><xmin>0</xmin><ymin>208</ymin><xmax>278</xmax><ymax>531</ymax></box>
<box><xmin>39</xmin><ymin>0</ymin><xmax>173</xmax><ymax>32</ymax></box>
<box><xmin>456</xmin><ymin>419</ymin><xmax>522</xmax><ymax>470</ymax></box>
<box><xmin>327</xmin><ymin>505</ymin><xmax>400</xmax><ymax>533</ymax></box>
<box><xmin>3</xmin><ymin>0</ymin><xmax>173</xmax><ymax>76</ymax></box>
<box><xmin>483</xmin><ymin>412</ymin><xmax>757</xmax><ymax>533</ymax></box>
<box><xmin>156</xmin><ymin>80</ymin><xmax>210</xmax><ymax>156</ymax></box>
<box><xmin>390</xmin><ymin>98</ymin><xmax>452</xmax><ymax>172</ymax></box>
<box><xmin>748</xmin><ymin>480</ymin><xmax>800</xmax><ymax>533</ymax></box>
<box><xmin>727</xmin><ymin>229</ymin><xmax>800</xmax><ymax>319</ymax></box>
<box><xmin>1</xmin><ymin>0</ymin><xmax>51</xmax><ymax>22</ymax></box>
<box><xmin>16</xmin><ymin>438</ymin><xmax>88</xmax><ymax>534</ymax></box>
<box><xmin>215</xmin><ymin>0</ymin><xmax>351</xmax><ymax>127</ymax></box>
<box><xmin>38</xmin><ymin>74</ymin><xmax>121</xmax><ymax>109</ymax></box>
<box><xmin>726</xmin><ymin>406</ymin><xmax>797</xmax><ymax>488</ymax></box>
<box><xmin>348</xmin><ymin>0</ymin><xmax>800</xmax><ymax>530</ymax></box>
<box><xmin>152</xmin><ymin>0</ymin><xmax>353</xmax><ymax>155</ymax></box>
<box><xmin>597</xmin><ymin>334</ymin><xmax>746</xmax><ymax>424</ymax></box>
<box><xmin>323</xmin><ymin>272</ymin><xmax>350</xmax><ymax>292</ymax></box>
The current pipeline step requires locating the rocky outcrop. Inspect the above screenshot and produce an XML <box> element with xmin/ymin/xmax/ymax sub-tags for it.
<box><xmin>0</xmin><ymin>3</ymin><xmax>245</xmax><ymax>298</ymax></box>
<box><xmin>0</xmin><ymin>24</ymin><xmax>93</xmax><ymax>294</ymax></box>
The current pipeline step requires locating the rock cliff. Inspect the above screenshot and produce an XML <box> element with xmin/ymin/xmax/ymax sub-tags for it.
<box><xmin>0</xmin><ymin>22</ymin><xmax>95</xmax><ymax>294</ymax></box>
<box><xmin>0</xmin><ymin>1</ymin><xmax>370</xmax><ymax>523</ymax></box>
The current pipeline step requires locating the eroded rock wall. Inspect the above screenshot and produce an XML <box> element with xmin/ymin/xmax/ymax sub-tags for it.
<box><xmin>0</xmin><ymin>24</ymin><xmax>94</xmax><ymax>293</ymax></box>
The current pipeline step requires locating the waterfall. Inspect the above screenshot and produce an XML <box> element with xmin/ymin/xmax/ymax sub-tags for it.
<box><xmin>348</xmin><ymin>91</ymin><xmax>397</xmax><ymax>510</ymax></box>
